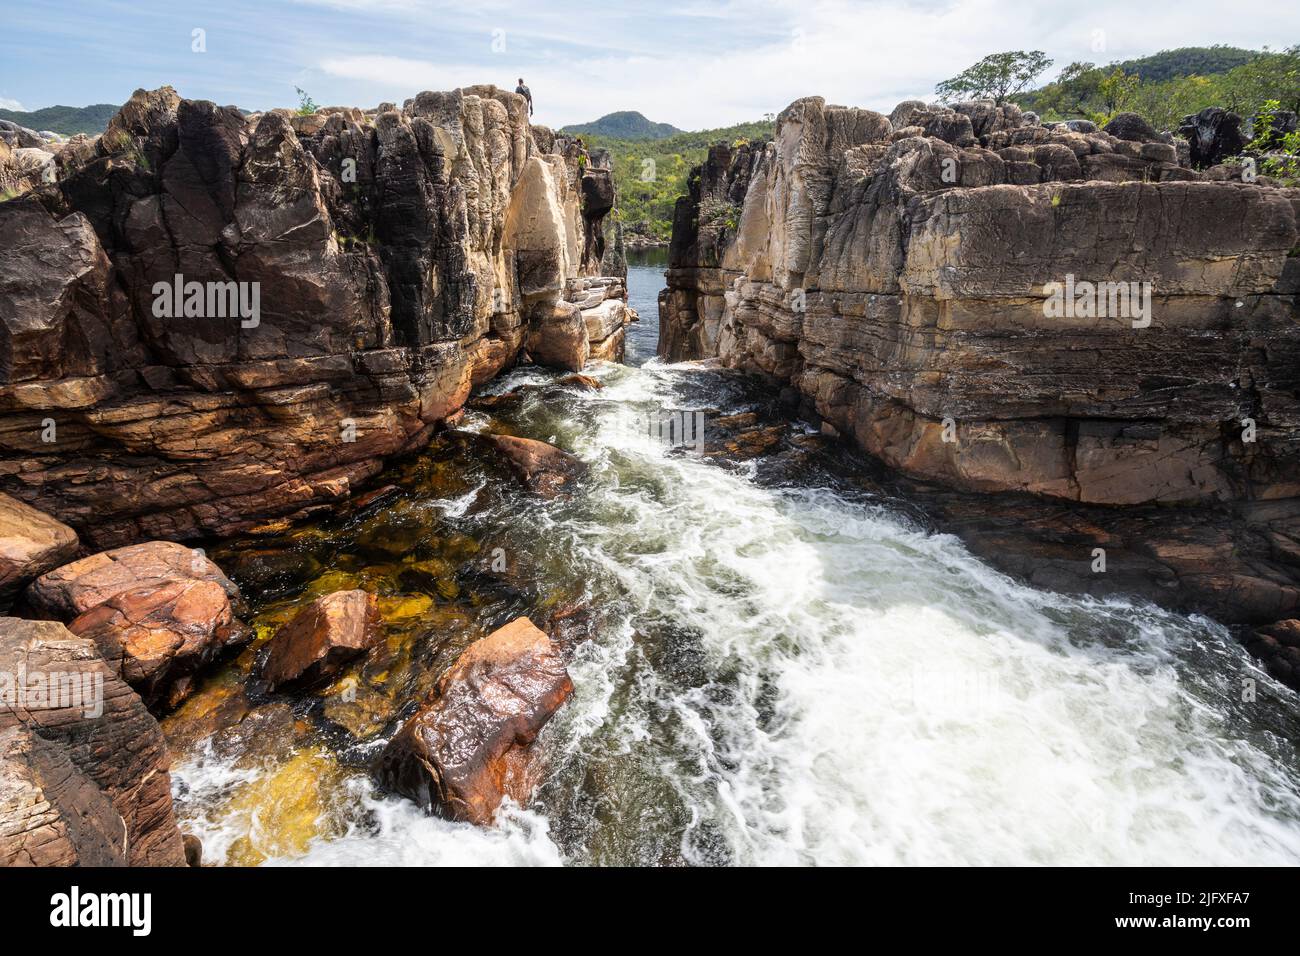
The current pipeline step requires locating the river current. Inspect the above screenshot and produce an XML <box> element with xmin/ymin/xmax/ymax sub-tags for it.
<box><xmin>169</xmin><ymin>249</ymin><xmax>1300</xmax><ymax>866</ymax></box>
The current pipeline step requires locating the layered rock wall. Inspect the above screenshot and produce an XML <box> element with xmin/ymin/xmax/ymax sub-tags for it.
<box><xmin>662</xmin><ymin>96</ymin><xmax>1300</xmax><ymax>626</ymax></box>
<box><xmin>0</xmin><ymin>86</ymin><xmax>627</xmax><ymax>549</ymax></box>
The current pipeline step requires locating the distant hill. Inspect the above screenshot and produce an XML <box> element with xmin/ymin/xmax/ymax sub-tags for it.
<box><xmin>562</xmin><ymin>111</ymin><xmax>683</xmax><ymax>141</ymax></box>
<box><xmin>584</xmin><ymin>119</ymin><xmax>775</xmax><ymax>242</ymax></box>
<box><xmin>0</xmin><ymin>104</ymin><xmax>118</xmax><ymax>135</ymax></box>
<box><xmin>1111</xmin><ymin>45</ymin><xmax>1259</xmax><ymax>82</ymax></box>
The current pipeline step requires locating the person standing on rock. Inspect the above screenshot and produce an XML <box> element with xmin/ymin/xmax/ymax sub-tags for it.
<box><xmin>516</xmin><ymin>78</ymin><xmax>533</xmax><ymax>116</ymax></box>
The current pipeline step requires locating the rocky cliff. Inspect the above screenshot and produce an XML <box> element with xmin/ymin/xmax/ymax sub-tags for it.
<box><xmin>0</xmin><ymin>86</ymin><xmax>629</xmax><ymax>550</ymax></box>
<box><xmin>661</xmin><ymin>97</ymin><xmax>1300</xmax><ymax>652</ymax></box>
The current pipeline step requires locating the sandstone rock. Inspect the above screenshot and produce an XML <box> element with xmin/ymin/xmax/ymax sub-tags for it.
<box><xmin>376</xmin><ymin>617</ymin><xmax>573</xmax><ymax>824</ymax></box>
<box><xmin>660</xmin><ymin>95</ymin><xmax>1300</xmax><ymax>630</ymax></box>
<box><xmin>0</xmin><ymin>724</ymin><xmax>127</xmax><ymax>866</ymax></box>
<box><xmin>0</xmin><ymin>494</ymin><xmax>78</xmax><ymax>605</ymax></box>
<box><xmin>68</xmin><ymin>578</ymin><xmax>251</xmax><ymax>711</ymax></box>
<box><xmin>481</xmin><ymin>434</ymin><xmax>587</xmax><ymax>498</ymax></box>
<box><xmin>26</xmin><ymin>541</ymin><xmax>248</xmax><ymax>710</ymax></box>
<box><xmin>27</xmin><ymin>540</ymin><xmax>241</xmax><ymax>620</ymax></box>
<box><xmin>0</xmin><ymin>617</ymin><xmax>188</xmax><ymax>865</ymax></box>
<box><xmin>260</xmin><ymin>589</ymin><xmax>382</xmax><ymax>690</ymax></box>
<box><xmin>182</xmin><ymin>833</ymin><xmax>203</xmax><ymax>867</ymax></box>
<box><xmin>0</xmin><ymin>85</ymin><xmax>627</xmax><ymax>549</ymax></box>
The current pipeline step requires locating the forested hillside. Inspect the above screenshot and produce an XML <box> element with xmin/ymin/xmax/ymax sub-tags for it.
<box><xmin>586</xmin><ymin>120</ymin><xmax>775</xmax><ymax>241</ymax></box>
<box><xmin>0</xmin><ymin>103</ymin><xmax>118</xmax><ymax>134</ymax></box>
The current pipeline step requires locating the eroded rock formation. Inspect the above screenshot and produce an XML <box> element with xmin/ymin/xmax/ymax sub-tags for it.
<box><xmin>0</xmin><ymin>85</ymin><xmax>628</xmax><ymax>550</ymax></box>
<box><xmin>660</xmin><ymin>96</ymin><xmax>1300</xmax><ymax>651</ymax></box>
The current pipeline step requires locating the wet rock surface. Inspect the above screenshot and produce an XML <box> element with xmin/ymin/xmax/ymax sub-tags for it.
<box><xmin>376</xmin><ymin>616</ymin><xmax>573</xmax><ymax>824</ymax></box>
<box><xmin>260</xmin><ymin>588</ymin><xmax>382</xmax><ymax>690</ymax></box>
<box><xmin>477</xmin><ymin>433</ymin><xmax>588</xmax><ymax>498</ymax></box>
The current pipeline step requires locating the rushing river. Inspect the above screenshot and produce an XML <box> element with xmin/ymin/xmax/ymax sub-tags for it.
<box><xmin>168</xmin><ymin>249</ymin><xmax>1300</xmax><ymax>866</ymax></box>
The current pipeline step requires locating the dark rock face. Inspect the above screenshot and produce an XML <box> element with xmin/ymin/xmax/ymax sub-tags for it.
<box><xmin>0</xmin><ymin>617</ymin><xmax>188</xmax><ymax>865</ymax></box>
<box><xmin>1179</xmin><ymin>107</ymin><xmax>1249</xmax><ymax>169</ymax></box>
<box><xmin>260</xmin><ymin>589</ymin><xmax>381</xmax><ymax>690</ymax></box>
<box><xmin>1103</xmin><ymin>111</ymin><xmax>1161</xmax><ymax>143</ymax></box>
<box><xmin>660</xmin><ymin>94</ymin><xmax>1300</xmax><ymax>636</ymax></box>
<box><xmin>376</xmin><ymin>616</ymin><xmax>573</xmax><ymax>824</ymax></box>
<box><xmin>0</xmin><ymin>86</ymin><xmax>624</xmax><ymax>550</ymax></box>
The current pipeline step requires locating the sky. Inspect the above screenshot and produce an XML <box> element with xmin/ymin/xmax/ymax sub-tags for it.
<box><xmin>1</xmin><ymin>0</ymin><xmax>1297</xmax><ymax>130</ymax></box>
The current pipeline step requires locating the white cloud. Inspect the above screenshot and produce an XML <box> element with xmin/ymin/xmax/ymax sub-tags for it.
<box><xmin>0</xmin><ymin>97</ymin><xmax>26</xmax><ymax>112</ymax></box>
<box><xmin>316</xmin><ymin>0</ymin><xmax>1300</xmax><ymax>129</ymax></box>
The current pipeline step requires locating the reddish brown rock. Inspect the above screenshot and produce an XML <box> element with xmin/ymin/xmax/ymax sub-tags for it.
<box><xmin>0</xmin><ymin>725</ymin><xmax>127</xmax><ymax>866</ymax></box>
<box><xmin>260</xmin><ymin>589</ymin><xmax>382</xmax><ymax>691</ymax></box>
<box><xmin>481</xmin><ymin>434</ymin><xmax>587</xmax><ymax>498</ymax></box>
<box><xmin>26</xmin><ymin>540</ymin><xmax>241</xmax><ymax>620</ymax></box>
<box><xmin>376</xmin><ymin>617</ymin><xmax>573</xmax><ymax>824</ymax></box>
<box><xmin>0</xmin><ymin>617</ymin><xmax>188</xmax><ymax>865</ymax></box>
<box><xmin>0</xmin><ymin>87</ymin><xmax>627</xmax><ymax>551</ymax></box>
<box><xmin>0</xmin><ymin>493</ymin><xmax>78</xmax><ymax>606</ymax></box>
<box><xmin>25</xmin><ymin>540</ymin><xmax>248</xmax><ymax>710</ymax></box>
<box><xmin>69</xmin><ymin>579</ymin><xmax>251</xmax><ymax>711</ymax></box>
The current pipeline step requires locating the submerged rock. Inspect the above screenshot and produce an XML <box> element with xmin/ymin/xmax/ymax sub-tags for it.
<box><xmin>376</xmin><ymin>617</ymin><xmax>573</xmax><ymax>824</ymax></box>
<box><xmin>260</xmin><ymin>589</ymin><xmax>382</xmax><ymax>691</ymax></box>
<box><xmin>480</xmin><ymin>434</ymin><xmax>588</xmax><ymax>498</ymax></box>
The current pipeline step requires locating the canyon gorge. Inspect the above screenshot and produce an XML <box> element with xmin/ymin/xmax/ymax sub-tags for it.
<box><xmin>2</xmin><ymin>82</ymin><xmax>1300</xmax><ymax>867</ymax></box>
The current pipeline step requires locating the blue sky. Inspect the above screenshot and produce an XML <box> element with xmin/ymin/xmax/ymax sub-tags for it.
<box><xmin>2</xmin><ymin>0</ymin><xmax>1297</xmax><ymax>129</ymax></box>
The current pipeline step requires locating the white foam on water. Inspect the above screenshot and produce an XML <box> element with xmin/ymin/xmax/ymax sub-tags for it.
<box><xmin>172</xmin><ymin>358</ymin><xmax>1300</xmax><ymax>866</ymax></box>
<box><xmin>548</xmin><ymin>362</ymin><xmax>1300</xmax><ymax>865</ymax></box>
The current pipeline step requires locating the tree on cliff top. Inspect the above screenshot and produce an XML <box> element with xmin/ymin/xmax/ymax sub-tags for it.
<box><xmin>936</xmin><ymin>51</ymin><xmax>1053</xmax><ymax>105</ymax></box>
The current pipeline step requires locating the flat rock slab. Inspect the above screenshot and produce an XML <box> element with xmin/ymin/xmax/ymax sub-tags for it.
<box><xmin>27</xmin><ymin>540</ymin><xmax>241</xmax><ymax>619</ymax></box>
<box><xmin>377</xmin><ymin>617</ymin><xmax>573</xmax><ymax>825</ymax></box>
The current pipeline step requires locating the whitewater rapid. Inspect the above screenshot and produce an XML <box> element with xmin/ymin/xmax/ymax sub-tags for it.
<box><xmin>174</xmin><ymin>350</ymin><xmax>1300</xmax><ymax>866</ymax></box>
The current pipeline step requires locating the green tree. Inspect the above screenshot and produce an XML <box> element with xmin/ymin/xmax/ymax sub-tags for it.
<box><xmin>936</xmin><ymin>51</ymin><xmax>1053</xmax><ymax>105</ymax></box>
